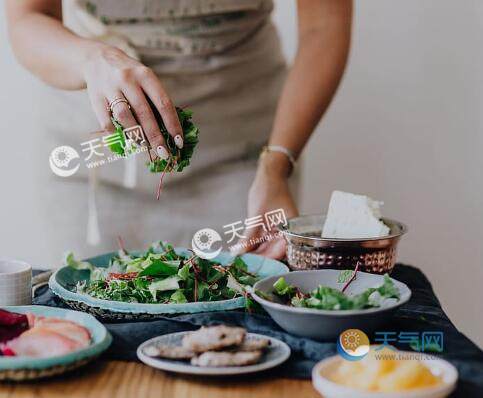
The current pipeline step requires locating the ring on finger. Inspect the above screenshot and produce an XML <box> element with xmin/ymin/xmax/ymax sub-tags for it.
<box><xmin>108</xmin><ymin>97</ymin><xmax>130</xmax><ymax>113</ymax></box>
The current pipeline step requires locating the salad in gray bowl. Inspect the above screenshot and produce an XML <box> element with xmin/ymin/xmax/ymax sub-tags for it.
<box><xmin>251</xmin><ymin>269</ymin><xmax>411</xmax><ymax>341</ymax></box>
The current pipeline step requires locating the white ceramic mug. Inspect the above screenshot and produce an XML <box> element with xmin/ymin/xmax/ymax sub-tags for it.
<box><xmin>0</xmin><ymin>259</ymin><xmax>32</xmax><ymax>306</ymax></box>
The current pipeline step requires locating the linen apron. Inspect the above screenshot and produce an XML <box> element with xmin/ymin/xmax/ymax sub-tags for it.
<box><xmin>33</xmin><ymin>0</ymin><xmax>287</xmax><ymax>266</ymax></box>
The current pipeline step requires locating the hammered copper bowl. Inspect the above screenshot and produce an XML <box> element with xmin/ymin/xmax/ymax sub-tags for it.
<box><xmin>279</xmin><ymin>214</ymin><xmax>407</xmax><ymax>274</ymax></box>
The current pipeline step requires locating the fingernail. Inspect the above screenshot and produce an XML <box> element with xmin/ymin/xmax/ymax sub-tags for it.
<box><xmin>156</xmin><ymin>145</ymin><xmax>169</xmax><ymax>160</ymax></box>
<box><xmin>174</xmin><ymin>135</ymin><xmax>184</xmax><ymax>149</ymax></box>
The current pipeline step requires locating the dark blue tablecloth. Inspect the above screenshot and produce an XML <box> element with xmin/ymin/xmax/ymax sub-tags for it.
<box><xmin>34</xmin><ymin>264</ymin><xmax>483</xmax><ymax>397</ymax></box>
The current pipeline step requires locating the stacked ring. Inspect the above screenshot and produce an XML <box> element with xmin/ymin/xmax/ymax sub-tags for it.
<box><xmin>108</xmin><ymin>97</ymin><xmax>130</xmax><ymax>113</ymax></box>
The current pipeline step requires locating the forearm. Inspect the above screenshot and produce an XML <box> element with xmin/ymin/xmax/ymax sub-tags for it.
<box><xmin>267</xmin><ymin>0</ymin><xmax>352</xmax><ymax>175</ymax></box>
<box><xmin>6</xmin><ymin>2</ymin><xmax>104</xmax><ymax>90</ymax></box>
<box><xmin>6</xmin><ymin>1</ymin><xmax>183</xmax><ymax>151</ymax></box>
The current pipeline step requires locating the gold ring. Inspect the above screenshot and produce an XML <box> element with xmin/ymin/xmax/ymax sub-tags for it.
<box><xmin>108</xmin><ymin>97</ymin><xmax>130</xmax><ymax>113</ymax></box>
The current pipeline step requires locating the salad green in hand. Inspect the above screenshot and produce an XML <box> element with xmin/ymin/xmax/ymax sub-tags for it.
<box><xmin>65</xmin><ymin>241</ymin><xmax>257</xmax><ymax>304</ymax></box>
<box><xmin>270</xmin><ymin>274</ymin><xmax>400</xmax><ymax>311</ymax></box>
<box><xmin>109</xmin><ymin>107</ymin><xmax>198</xmax><ymax>173</ymax></box>
<box><xmin>108</xmin><ymin>107</ymin><xmax>199</xmax><ymax>199</ymax></box>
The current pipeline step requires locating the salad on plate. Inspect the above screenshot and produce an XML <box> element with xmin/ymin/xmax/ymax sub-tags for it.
<box><xmin>65</xmin><ymin>241</ymin><xmax>258</xmax><ymax>305</ymax></box>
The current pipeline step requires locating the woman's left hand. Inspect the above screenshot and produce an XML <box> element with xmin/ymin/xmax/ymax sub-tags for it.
<box><xmin>235</xmin><ymin>152</ymin><xmax>298</xmax><ymax>259</ymax></box>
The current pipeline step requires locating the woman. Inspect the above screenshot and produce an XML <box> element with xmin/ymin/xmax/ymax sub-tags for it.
<box><xmin>5</xmin><ymin>0</ymin><xmax>351</xmax><ymax>264</ymax></box>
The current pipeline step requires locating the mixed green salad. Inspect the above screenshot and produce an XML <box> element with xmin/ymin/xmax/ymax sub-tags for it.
<box><xmin>268</xmin><ymin>274</ymin><xmax>400</xmax><ymax>311</ymax></box>
<box><xmin>65</xmin><ymin>241</ymin><xmax>257</xmax><ymax>304</ymax></box>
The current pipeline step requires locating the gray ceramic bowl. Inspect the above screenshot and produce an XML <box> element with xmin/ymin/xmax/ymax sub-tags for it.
<box><xmin>252</xmin><ymin>270</ymin><xmax>411</xmax><ymax>341</ymax></box>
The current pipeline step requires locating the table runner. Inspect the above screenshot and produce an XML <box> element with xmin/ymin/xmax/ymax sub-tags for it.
<box><xmin>33</xmin><ymin>264</ymin><xmax>483</xmax><ymax>397</ymax></box>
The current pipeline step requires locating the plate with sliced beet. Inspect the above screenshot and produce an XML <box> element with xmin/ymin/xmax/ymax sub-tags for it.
<box><xmin>0</xmin><ymin>306</ymin><xmax>111</xmax><ymax>381</ymax></box>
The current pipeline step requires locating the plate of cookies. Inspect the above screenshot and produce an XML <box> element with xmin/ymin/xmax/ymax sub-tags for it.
<box><xmin>137</xmin><ymin>325</ymin><xmax>291</xmax><ymax>376</ymax></box>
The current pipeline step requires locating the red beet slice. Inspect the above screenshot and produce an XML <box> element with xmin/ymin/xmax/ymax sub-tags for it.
<box><xmin>1</xmin><ymin>346</ymin><xmax>16</xmax><ymax>356</ymax></box>
<box><xmin>0</xmin><ymin>309</ymin><xmax>29</xmax><ymax>344</ymax></box>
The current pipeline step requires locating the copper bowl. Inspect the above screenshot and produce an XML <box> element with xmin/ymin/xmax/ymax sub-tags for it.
<box><xmin>279</xmin><ymin>214</ymin><xmax>407</xmax><ymax>274</ymax></box>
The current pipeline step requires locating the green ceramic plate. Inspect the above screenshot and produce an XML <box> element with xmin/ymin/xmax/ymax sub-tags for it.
<box><xmin>0</xmin><ymin>306</ymin><xmax>112</xmax><ymax>371</ymax></box>
<box><xmin>49</xmin><ymin>250</ymin><xmax>288</xmax><ymax>315</ymax></box>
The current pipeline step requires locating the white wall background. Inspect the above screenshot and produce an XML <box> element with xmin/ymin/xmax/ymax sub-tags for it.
<box><xmin>0</xmin><ymin>1</ymin><xmax>481</xmax><ymax>347</ymax></box>
<box><xmin>273</xmin><ymin>0</ymin><xmax>483</xmax><ymax>347</ymax></box>
<box><xmin>0</xmin><ymin>7</ymin><xmax>45</xmax><ymax>266</ymax></box>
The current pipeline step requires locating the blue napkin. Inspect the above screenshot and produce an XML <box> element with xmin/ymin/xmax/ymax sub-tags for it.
<box><xmin>33</xmin><ymin>264</ymin><xmax>483</xmax><ymax>397</ymax></box>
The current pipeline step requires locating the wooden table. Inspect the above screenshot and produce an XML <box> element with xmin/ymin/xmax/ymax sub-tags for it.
<box><xmin>0</xmin><ymin>361</ymin><xmax>320</xmax><ymax>398</ymax></box>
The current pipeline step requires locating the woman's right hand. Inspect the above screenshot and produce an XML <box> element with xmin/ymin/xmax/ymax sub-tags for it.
<box><xmin>82</xmin><ymin>44</ymin><xmax>184</xmax><ymax>159</ymax></box>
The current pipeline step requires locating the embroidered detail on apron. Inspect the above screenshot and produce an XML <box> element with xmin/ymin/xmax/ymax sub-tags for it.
<box><xmin>75</xmin><ymin>0</ymin><xmax>273</xmax><ymax>56</ymax></box>
<box><xmin>80</xmin><ymin>0</ymin><xmax>270</xmax><ymax>20</ymax></box>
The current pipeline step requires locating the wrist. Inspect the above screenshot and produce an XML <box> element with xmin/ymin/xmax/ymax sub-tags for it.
<box><xmin>80</xmin><ymin>41</ymin><xmax>112</xmax><ymax>81</ymax></box>
<box><xmin>257</xmin><ymin>150</ymin><xmax>292</xmax><ymax>180</ymax></box>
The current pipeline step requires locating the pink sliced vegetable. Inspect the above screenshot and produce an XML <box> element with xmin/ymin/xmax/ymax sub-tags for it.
<box><xmin>0</xmin><ymin>309</ymin><xmax>29</xmax><ymax>344</ymax></box>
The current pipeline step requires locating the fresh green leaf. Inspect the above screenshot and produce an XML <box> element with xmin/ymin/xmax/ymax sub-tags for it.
<box><xmin>273</xmin><ymin>277</ymin><xmax>296</xmax><ymax>297</ymax></box>
<box><xmin>138</xmin><ymin>256</ymin><xmax>180</xmax><ymax>277</ymax></box>
<box><xmin>146</xmin><ymin>107</ymin><xmax>199</xmax><ymax>174</ymax></box>
<box><xmin>108</xmin><ymin>118</ymin><xmax>127</xmax><ymax>155</ymax></box>
<box><xmin>197</xmin><ymin>282</ymin><xmax>209</xmax><ymax>301</ymax></box>
<box><xmin>227</xmin><ymin>274</ymin><xmax>245</xmax><ymax>294</ymax></box>
<box><xmin>148</xmin><ymin>276</ymin><xmax>181</xmax><ymax>300</ymax></box>
<box><xmin>376</xmin><ymin>274</ymin><xmax>400</xmax><ymax>299</ymax></box>
<box><xmin>170</xmin><ymin>289</ymin><xmax>188</xmax><ymax>304</ymax></box>
<box><xmin>125</xmin><ymin>258</ymin><xmax>144</xmax><ymax>273</ymax></box>
<box><xmin>337</xmin><ymin>270</ymin><xmax>353</xmax><ymax>283</ymax></box>
<box><xmin>64</xmin><ymin>252</ymin><xmax>105</xmax><ymax>281</ymax></box>
<box><xmin>273</xmin><ymin>274</ymin><xmax>400</xmax><ymax>311</ymax></box>
<box><xmin>177</xmin><ymin>264</ymin><xmax>191</xmax><ymax>281</ymax></box>
<box><xmin>64</xmin><ymin>252</ymin><xmax>93</xmax><ymax>271</ymax></box>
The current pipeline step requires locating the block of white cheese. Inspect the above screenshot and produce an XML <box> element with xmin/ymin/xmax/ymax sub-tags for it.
<box><xmin>321</xmin><ymin>191</ymin><xmax>390</xmax><ymax>239</ymax></box>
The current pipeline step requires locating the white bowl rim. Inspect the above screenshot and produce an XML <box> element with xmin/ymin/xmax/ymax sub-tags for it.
<box><xmin>311</xmin><ymin>352</ymin><xmax>458</xmax><ymax>398</ymax></box>
<box><xmin>251</xmin><ymin>270</ymin><xmax>412</xmax><ymax>317</ymax></box>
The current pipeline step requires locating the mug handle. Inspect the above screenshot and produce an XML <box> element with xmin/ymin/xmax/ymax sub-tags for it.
<box><xmin>32</xmin><ymin>270</ymin><xmax>53</xmax><ymax>298</ymax></box>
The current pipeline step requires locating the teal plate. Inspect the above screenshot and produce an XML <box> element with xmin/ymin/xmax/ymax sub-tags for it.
<box><xmin>49</xmin><ymin>250</ymin><xmax>289</xmax><ymax>317</ymax></box>
<box><xmin>0</xmin><ymin>306</ymin><xmax>112</xmax><ymax>378</ymax></box>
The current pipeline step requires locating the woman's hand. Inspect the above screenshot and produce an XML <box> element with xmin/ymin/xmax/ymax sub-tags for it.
<box><xmin>83</xmin><ymin>45</ymin><xmax>184</xmax><ymax>158</ymax></box>
<box><xmin>235</xmin><ymin>152</ymin><xmax>298</xmax><ymax>259</ymax></box>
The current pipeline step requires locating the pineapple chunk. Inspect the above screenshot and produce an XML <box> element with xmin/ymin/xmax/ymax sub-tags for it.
<box><xmin>328</xmin><ymin>347</ymin><xmax>442</xmax><ymax>392</ymax></box>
